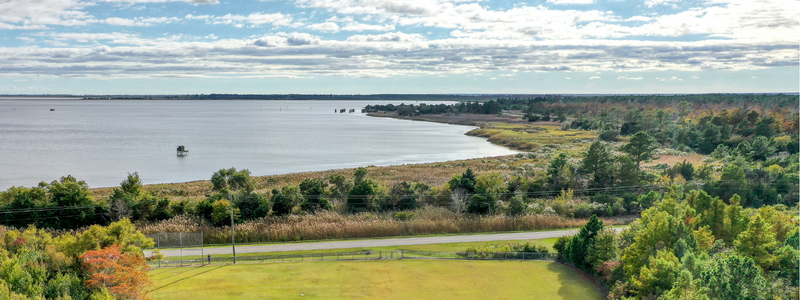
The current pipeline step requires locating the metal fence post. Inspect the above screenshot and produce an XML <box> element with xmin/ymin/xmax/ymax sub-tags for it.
<box><xmin>201</xmin><ymin>232</ymin><xmax>204</xmax><ymax>267</ymax></box>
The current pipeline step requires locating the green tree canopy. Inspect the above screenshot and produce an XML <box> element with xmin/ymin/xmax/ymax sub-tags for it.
<box><xmin>211</xmin><ymin>168</ymin><xmax>253</xmax><ymax>192</ymax></box>
<box><xmin>620</xmin><ymin>132</ymin><xmax>658</xmax><ymax>167</ymax></box>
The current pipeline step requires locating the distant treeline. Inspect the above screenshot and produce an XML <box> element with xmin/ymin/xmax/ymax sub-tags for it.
<box><xmin>87</xmin><ymin>94</ymin><xmax>512</xmax><ymax>101</ymax></box>
<box><xmin>362</xmin><ymin>100</ymin><xmax>502</xmax><ymax>115</ymax></box>
<box><xmin>81</xmin><ymin>93</ymin><xmax>797</xmax><ymax>105</ymax></box>
<box><xmin>495</xmin><ymin>94</ymin><xmax>799</xmax><ymax>110</ymax></box>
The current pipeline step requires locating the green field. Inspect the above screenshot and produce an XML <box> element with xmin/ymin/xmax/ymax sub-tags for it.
<box><xmin>148</xmin><ymin>260</ymin><xmax>602</xmax><ymax>300</ymax></box>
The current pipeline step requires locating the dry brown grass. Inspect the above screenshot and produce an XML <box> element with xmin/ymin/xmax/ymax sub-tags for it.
<box><xmin>137</xmin><ymin>206</ymin><xmax>627</xmax><ymax>245</ymax></box>
<box><xmin>643</xmin><ymin>153</ymin><xmax>707</xmax><ymax>167</ymax></box>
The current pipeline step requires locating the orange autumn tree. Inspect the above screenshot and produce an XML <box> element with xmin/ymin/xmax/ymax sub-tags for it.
<box><xmin>80</xmin><ymin>245</ymin><xmax>152</xmax><ymax>300</ymax></box>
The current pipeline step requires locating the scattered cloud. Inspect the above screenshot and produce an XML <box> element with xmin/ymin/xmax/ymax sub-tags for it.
<box><xmin>644</xmin><ymin>0</ymin><xmax>681</xmax><ymax>8</ymax></box>
<box><xmin>285</xmin><ymin>32</ymin><xmax>321</xmax><ymax>46</ymax></box>
<box><xmin>308</xmin><ymin>22</ymin><xmax>340</xmax><ymax>32</ymax></box>
<box><xmin>547</xmin><ymin>0</ymin><xmax>595</xmax><ymax>4</ymax></box>
<box><xmin>0</xmin><ymin>0</ymin><xmax>796</xmax><ymax>82</ymax></box>
<box><xmin>101</xmin><ymin>17</ymin><xmax>179</xmax><ymax>26</ymax></box>
<box><xmin>346</xmin><ymin>32</ymin><xmax>424</xmax><ymax>42</ymax></box>
<box><xmin>188</xmin><ymin>12</ymin><xmax>297</xmax><ymax>28</ymax></box>
<box><xmin>341</xmin><ymin>23</ymin><xmax>395</xmax><ymax>32</ymax></box>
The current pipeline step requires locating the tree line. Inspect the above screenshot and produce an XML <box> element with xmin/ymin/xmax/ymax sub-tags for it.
<box><xmin>362</xmin><ymin>100</ymin><xmax>502</xmax><ymax>116</ymax></box>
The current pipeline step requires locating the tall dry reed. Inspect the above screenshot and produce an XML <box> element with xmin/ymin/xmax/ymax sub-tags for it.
<box><xmin>136</xmin><ymin>206</ymin><xmax>627</xmax><ymax>245</ymax></box>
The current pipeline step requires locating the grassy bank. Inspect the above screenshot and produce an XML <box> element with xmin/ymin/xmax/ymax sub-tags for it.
<box><xmin>148</xmin><ymin>260</ymin><xmax>603</xmax><ymax>300</ymax></box>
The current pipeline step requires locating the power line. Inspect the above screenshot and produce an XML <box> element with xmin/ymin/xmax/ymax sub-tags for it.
<box><xmin>0</xmin><ymin>212</ymin><xmax>109</xmax><ymax>223</ymax></box>
<box><xmin>0</xmin><ymin>205</ymin><xmax>104</xmax><ymax>214</ymax></box>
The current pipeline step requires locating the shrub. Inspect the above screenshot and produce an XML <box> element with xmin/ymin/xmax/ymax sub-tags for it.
<box><xmin>392</xmin><ymin>211</ymin><xmax>416</xmax><ymax>221</ymax></box>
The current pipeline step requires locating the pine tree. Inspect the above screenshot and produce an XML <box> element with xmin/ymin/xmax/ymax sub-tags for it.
<box><xmin>735</xmin><ymin>215</ymin><xmax>777</xmax><ymax>269</ymax></box>
<box><xmin>582</xmin><ymin>141</ymin><xmax>615</xmax><ymax>188</ymax></box>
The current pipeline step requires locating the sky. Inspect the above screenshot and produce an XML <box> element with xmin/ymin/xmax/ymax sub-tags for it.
<box><xmin>0</xmin><ymin>0</ymin><xmax>798</xmax><ymax>94</ymax></box>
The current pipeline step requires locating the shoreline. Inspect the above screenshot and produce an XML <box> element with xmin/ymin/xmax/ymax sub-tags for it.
<box><xmin>90</xmin><ymin>154</ymin><xmax>526</xmax><ymax>199</ymax></box>
<box><xmin>88</xmin><ymin>113</ymin><xmax>593</xmax><ymax>197</ymax></box>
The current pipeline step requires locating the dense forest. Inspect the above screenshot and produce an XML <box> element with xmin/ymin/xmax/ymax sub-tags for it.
<box><xmin>556</xmin><ymin>191</ymin><xmax>798</xmax><ymax>299</ymax></box>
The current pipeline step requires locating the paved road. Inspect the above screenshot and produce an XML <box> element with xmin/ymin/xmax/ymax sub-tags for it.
<box><xmin>153</xmin><ymin>228</ymin><xmax>624</xmax><ymax>257</ymax></box>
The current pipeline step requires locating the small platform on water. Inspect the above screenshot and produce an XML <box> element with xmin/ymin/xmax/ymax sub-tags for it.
<box><xmin>177</xmin><ymin>145</ymin><xmax>189</xmax><ymax>156</ymax></box>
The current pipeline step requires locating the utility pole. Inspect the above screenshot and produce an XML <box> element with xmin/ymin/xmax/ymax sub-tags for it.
<box><xmin>230</xmin><ymin>192</ymin><xmax>236</xmax><ymax>264</ymax></box>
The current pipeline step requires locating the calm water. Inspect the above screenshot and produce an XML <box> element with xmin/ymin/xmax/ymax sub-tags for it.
<box><xmin>0</xmin><ymin>99</ymin><xmax>516</xmax><ymax>189</ymax></box>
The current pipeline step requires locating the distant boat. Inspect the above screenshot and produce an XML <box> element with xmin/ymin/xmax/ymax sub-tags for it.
<box><xmin>177</xmin><ymin>145</ymin><xmax>189</xmax><ymax>156</ymax></box>
<box><xmin>50</xmin><ymin>109</ymin><xmax>55</xmax><ymax>111</ymax></box>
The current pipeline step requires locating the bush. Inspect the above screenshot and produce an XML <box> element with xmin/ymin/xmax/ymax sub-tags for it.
<box><xmin>465</xmin><ymin>242</ymin><xmax>550</xmax><ymax>258</ymax></box>
<box><xmin>392</xmin><ymin>211</ymin><xmax>416</xmax><ymax>221</ymax></box>
<box><xmin>599</xmin><ymin>130</ymin><xmax>619</xmax><ymax>142</ymax></box>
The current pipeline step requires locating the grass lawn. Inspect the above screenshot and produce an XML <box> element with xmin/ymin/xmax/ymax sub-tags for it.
<box><xmin>148</xmin><ymin>260</ymin><xmax>603</xmax><ymax>300</ymax></box>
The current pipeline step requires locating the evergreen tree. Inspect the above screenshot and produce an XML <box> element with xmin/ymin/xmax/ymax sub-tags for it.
<box><xmin>582</xmin><ymin>141</ymin><xmax>615</xmax><ymax>188</ymax></box>
<box><xmin>568</xmin><ymin>215</ymin><xmax>604</xmax><ymax>269</ymax></box>
<box><xmin>699</xmin><ymin>254</ymin><xmax>767</xmax><ymax>300</ymax></box>
<box><xmin>620</xmin><ymin>132</ymin><xmax>658</xmax><ymax>167</ymax></box>
<box><xmin>735</xmin><ymin>215</ymin><xmax>777</xmax><ymax>269</ymax></box>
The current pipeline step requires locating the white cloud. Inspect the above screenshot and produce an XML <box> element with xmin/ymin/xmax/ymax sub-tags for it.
<box><xmin>590</xmin><ymin>76</ymin><xmax>601</xmax><ymax>80</ymax></box>
<box><xmin>346</xmin><ymin>32</ymin><xmax>425</xmax><ymax>42</ymax></box>
<box><xmin>0</xmin><ymin>0</ymin><xmax>91</xmax><ymax>29</ymax></box>
<box><xmin>249</xmin><ymin>35</ymin><xmax>286</xmax><ymax>47</ymax></box>
<box><xmin>101</xmin><ymin>17</ymin><xmax>179</xmax><ymax>26</ymax></box>
<box><xmin>308</xmin><ymin>22</ymin><xmax>340</xmax><ymax>32</ymax></box>
<box><xmin>0</xmin><ymin>0</ymin><xmax>797</xmax><ymax>80</ymax></box>
<box><xmin>547</xmin><ymin>0</ymin><xmax>595</xmax><ymax>4</ymax></box>
<box><xmin>285</xmin><ymin>32</ymin><xmax>321</xmax><ymax>46</ymax></box>
<box><xmin>296</xmin><ymin>0</ymin><xmax>450</xmax><ymax>16</ymax></box>
<box><xmin>0</xmin><ymin>0</ymin><xmax>218</xmax><ymax>30</ymax></box>
<box><xmin>692</xmin><ymin>76</ymin><xmax>699</xmax><ymax>79</ymax></box>
<box><xmin>203</xmin><ymin>13</ymin><xmax>296</xmax><ymax>27</ymax></box>
<box><xmin>644</xmin><ymin>0</ymin><xmax>681</xmax><ymax>8</ymax></box>
<box><xmin>341</xmin><ymin>23</ymin><xmax>395</xmax><ymax>31</ymax></box>
<box><xmin>2</xmin><ymin>35</ymin><xmax>795</xmax><ymax>79</ymax></box>
<box><xmin>99</xmin><ymin>0</ymin><xmax>218</xmax><ymax>3</ymax></box>
<box><xmin>625</xmin><ymin>16</ymin><xmax>653</xmax><ymax>22</ymax></box>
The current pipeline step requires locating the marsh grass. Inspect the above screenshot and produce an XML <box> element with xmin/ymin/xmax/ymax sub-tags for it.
<box><xmin>467</xmin><ymin>124</ymin><xmax>596</xmax><ymax>152</ymax></box>
<box><xmin>137</xmin><ymin>206</ymin><xmax>626</xmax><ymax>245</ymax></box>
